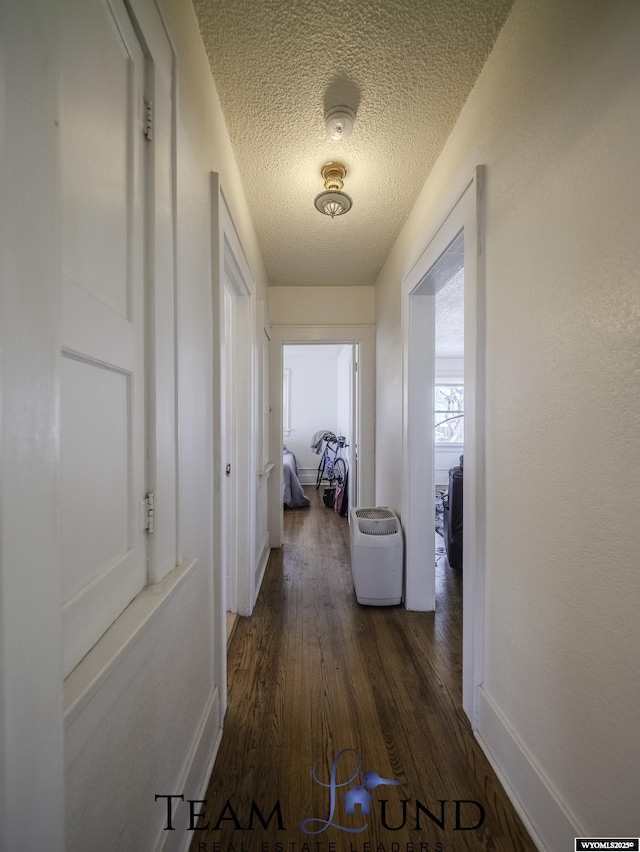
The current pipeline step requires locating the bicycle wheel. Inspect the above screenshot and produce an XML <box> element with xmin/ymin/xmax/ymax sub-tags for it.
<box><xmin>316</xmin><ymin>452</ymin><xmax>327</xmax><ymax>488</ymax></box>
<box><xmin>332</xmin><ymin>457</ymin><xmax>347</xmax><ymax>486</ymax></box>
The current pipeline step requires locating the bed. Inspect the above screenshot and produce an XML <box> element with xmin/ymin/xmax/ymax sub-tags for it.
<box><xmin>283</xmin><ymin>447</ymin><xmax>310</xmax><ymax>508</ymax></box>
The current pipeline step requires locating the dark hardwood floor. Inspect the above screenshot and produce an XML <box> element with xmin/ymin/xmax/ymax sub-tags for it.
<box><xmin>191</xmin><ymin>489</ymin><xmax>536</xmax><ymax>852</ymax></box>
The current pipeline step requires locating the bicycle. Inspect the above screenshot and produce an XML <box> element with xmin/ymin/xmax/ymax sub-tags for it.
<box><xmin>315</xmin><ymin>435</ymin><xmax>347</xmax><ymax>488</ymax></box>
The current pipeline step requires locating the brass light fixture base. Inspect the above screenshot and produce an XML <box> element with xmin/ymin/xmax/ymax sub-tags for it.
<box><xmin>320</xmin><ymin>162</ymin><xmax>347</xmax><ymax>192</ymax></box>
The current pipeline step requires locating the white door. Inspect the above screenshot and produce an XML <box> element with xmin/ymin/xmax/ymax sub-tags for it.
<box><xmin>60</xmin><ymin>0</ymin><xmax>147</xmax><ymax>676</ymax></box>
<box><xmin>223</xmin><ymin>284</ymin><xmax>238</xmax><ymax>614</ymax></box>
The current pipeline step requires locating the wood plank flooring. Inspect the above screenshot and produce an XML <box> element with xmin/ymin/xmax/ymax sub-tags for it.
<box><xmin>191</xmin><ymin>490</ymin><xmax>536</xmax><ymax>852</ymax></box>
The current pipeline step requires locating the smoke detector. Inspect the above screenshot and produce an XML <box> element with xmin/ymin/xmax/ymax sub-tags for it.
<box><xmin>324</xmin><ymin>106</ymin><xmax>355</xmax><ymax>141</ymax></box>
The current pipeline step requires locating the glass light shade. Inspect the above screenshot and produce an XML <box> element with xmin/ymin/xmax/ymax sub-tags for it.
<box><xmin>314</xmin><ymin>190</ymin><xmax>352</xmax><ymax>218</ymax></box>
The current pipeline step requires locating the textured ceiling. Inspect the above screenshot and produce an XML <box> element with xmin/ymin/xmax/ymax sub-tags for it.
<box><xmin>192</xmin><ymin>0</ymin><xmax>514</xmax><ymax>286</ymax></box>
<box><xmin>436</xmin><ymin>268</ymin><xmax>464</xmax><ymax>358</ymax></box>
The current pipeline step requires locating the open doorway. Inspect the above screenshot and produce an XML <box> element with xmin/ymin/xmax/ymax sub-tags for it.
<box><xmin>211</xmin><ymin>176</ymin><xmax>257</xmax><ymax>695</ymax></box>
<box><xmin>282</xmin><ymin>344</ymin><xmax>357</xmax><ymax>510</ymax></box>
<box><xmin>402</xmin><ymin>168</ymin><xmax>485</xmax><ymax>725</ymax></box>
<box><xmin>434</xmin><ymin>249</ymin><xmax>465</xmax><ymax>575</ymax></box>
<box><xmin>268</xmin><ymin>326</ymin><xmax>375</xmax><ymax>550</ymax></box>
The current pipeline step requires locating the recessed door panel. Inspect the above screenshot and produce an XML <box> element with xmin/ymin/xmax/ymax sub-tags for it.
<box><xmin>61</xmin><ymin>0</ymin><xmax>136</xmax><ymax>319</ymax></box>
<box><xmin>60</xmin><ymin>0</ymin><xmax>146</xmax><ymax>676</ymax></box>
<box><xmin>60</xmin><ymin>355</ymin><xmax>130</xmax><ymax>600</ymax></box>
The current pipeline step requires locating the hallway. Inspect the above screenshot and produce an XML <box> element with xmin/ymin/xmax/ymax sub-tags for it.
<box><xmin>193</xmin><ymin>491</ymin><xmax>536</xmax><ymax>851</ymax></box>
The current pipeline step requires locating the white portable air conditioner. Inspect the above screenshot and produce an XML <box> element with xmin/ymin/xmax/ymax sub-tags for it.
<box><xmin>349</xmin><ymin>507</ymin><xmax>403</xmax><ymax>606</ymax></box>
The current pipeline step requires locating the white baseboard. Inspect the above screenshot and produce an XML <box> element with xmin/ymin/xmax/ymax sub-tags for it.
<box><xmin>254</xmin><ymin>535</ymin><xmax>271</xmax><ymax>604</ymax></box>
<box><xmin>155</xmin><ymin>686</ymin><xmax>223</xmax><ymax>852</ymax></box>
<box><xmin>476</xmin><ymin>686</ymin><xmax>584</xmax><ymax>852</ymax></box>
<box><xmin>298</xmin><ymin>468</ymin><xmax>317</xmax><ymax>485</ymax></box>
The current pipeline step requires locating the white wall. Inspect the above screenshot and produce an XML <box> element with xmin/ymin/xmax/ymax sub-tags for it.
<box><xmin>0</xmin><ymin>0</ymin><xmax>269</xmax><ymax>848</ymax></box>
<box><xmin>436</xmin><ymin>356</ymin><xmax>463</xmax><ymax>384</ymax></box>
<box><xmin>375</xmin><ymin>0</ymin><xmax>640</xmax><ymax>846</ymax></box>
<box><xmin>270</xmin><ymin>285</ymin><xmax>375</xmax><ymax>326</ymax></box>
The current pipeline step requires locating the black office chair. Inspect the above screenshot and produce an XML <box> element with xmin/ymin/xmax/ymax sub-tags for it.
<box><xmin>443</xmin><ymin>455</ymin><xmax>463</xmax><ymax>569</ymax></box>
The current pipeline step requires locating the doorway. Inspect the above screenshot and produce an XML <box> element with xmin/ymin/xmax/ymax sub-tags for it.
<box><xmin>219</xmin><ymin>241</ymin><xmax>254</xmax><ymax>623</ymax></box>
<box><xmin>268</xmin><ymin>326</ymin><xmax>375</xmax><ymax>550</ymax></box>
<box><xmin>211</xmin><ymin>177</ymin><xmax>257</xmax><ymax>687</ymax></box>
<box><xmin>434</xmin><ymin>243</ymin><xmax>465</xmax><ymax>573</ymax></box>
<box><xmin>402</xmin><ymin>167</ymin><xmax>485</xmax><ymax>725</ymax></box>
<box><xmin>282</xmin><ymin>343</ymin><xmax>356</xmax><ymax>503</ymax></box>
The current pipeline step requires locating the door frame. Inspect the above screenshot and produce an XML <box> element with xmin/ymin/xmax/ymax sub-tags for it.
<box><xmin>402</xmin><ymin>166</ymin><xmax>485</xmax><ymax>725</ymax></box>
<box><xmin>222</xmin><ymin>284</ymin><xmax>239</xmax><ymax>614</ymax></box>
<box><xmin>211</xmin><ymin>176</ymin><xmax>257</xmax><ymax>694</ymax></box>
<box><xmin>269</xmin><ymin>325</ymin><xmax>375</xmax><ymax>548</ymax></box>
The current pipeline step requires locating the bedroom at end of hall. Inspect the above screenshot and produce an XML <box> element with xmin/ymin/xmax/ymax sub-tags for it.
<box><xmin>282</xmin><ymin>343</ymin><xmax>355</xmax><ymax>514</ymax></box>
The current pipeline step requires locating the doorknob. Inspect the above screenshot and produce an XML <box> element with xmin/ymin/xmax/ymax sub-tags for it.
<box><xmin>225</xmin><ymin>463</ymin><xmax>231</xmax><ymax>477</ymax></box>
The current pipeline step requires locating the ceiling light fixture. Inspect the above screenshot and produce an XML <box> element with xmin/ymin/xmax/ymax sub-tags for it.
<box><xmin>314</xmin><ymin>162</ymin><xmax>352</xmax><ymax>218</ymax></box>
<box><xmin>324</xmin><ymin>106</ymin><xmax>355</xmax><ymax>141</ymax></box>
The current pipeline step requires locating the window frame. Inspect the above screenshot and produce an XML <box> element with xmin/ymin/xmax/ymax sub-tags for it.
<box><xmin>434</xmin><ymin>383</ymin><xmax>464</xmax><ymax>445</ymax></box>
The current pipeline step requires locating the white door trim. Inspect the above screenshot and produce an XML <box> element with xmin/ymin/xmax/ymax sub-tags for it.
<box><xmin>223</xmin><ymin>284</ymin><xmax>239</xmax><ymax>615</ymax></box>
<box><xmin>402</xmin><ymin>166</ymin><xmax>486</xmax><ymax>725</ymax></box>
<box><xmin>135</xmin><ymin>0</ymin><xmax>179</xmax><ymax>585</ymax></box>
<box><xmin>211</xmin><ymin>177</ymin><xmax>256</xmax><ymax>654</ymax></box>
<box><xmin>269</xmin><ymin>325</ymin><xmax>375</xmax><ymax>548</ymax></box>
